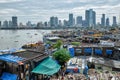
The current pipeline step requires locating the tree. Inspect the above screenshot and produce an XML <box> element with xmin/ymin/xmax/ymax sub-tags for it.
<box><xmin>53</xmin><ymin>40</ymin><xmax>63</xmax><ymax>49</ymax></box>
<box><xmin>52</xmin><ymin>49</ymin><xmax>71</xmax><ymax>65</ymax></box>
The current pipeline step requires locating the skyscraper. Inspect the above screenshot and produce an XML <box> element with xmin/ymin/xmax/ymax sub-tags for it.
<box><xmin>3</xmin><ymin>20</ymin><xmax>8</xmax><ymax>28</ymax></box>
<box><xmin>8</xmin><ymin>21</ymin><xmax>12</xmax><ymax>28</ymax></box>
<box><xmin>112</xmin><ymin>16</ymin><xmax>117</xmax><ymax>26</ymax></box>
<box><xmin>50</xmin><ymin>16</ymin><xmax>58</xmax><ymax>27</ymax></box>
<box><xmin>44</xmin><ymin>22</ymin><xmax>48</xmax><ymax>27</ymax></box>
<box><xmin>106</xmin><ymin>18</ymin><xmax>110</xmax><ymax>27</ymax></box>
<box><xmin>12</xmin><ymin>16</ymin><xmax>18</xmax><ymax>28</ymax></box>
<box><xmin>58</xmin><ymin>20</ymin><xmax>62</xmax><ymax>27</ymax></box>
<box><xmin>69</xmin><ymin>13</ymin><xmax>74</xmax><ymax>27</ymax></box>
<box><xmin>76</xmin><ymin>16</ymin><xmax>82</xmax><ymax>25</ymax></box>
<box><xmin>54</xmin><ymin>17</ymin><xmax>58</xmax><ymax>27</ymax></box>
<box><xmin>93</xmin><ymin>11</ymin><xmax>96</xmax><ymax>26</ymax></box>
<box><xmin>0</xmin><ymin>21</ymin><xmax>1</xmax><ymax>28</ymax></box>
<box><xmin>50</xmin><ymin>16</ymin><xmax>55</xmax><ymax>27</ymax></box>
<box><xmin>101</xmin><ymin>14</ymin><xmax>105</xmax><ymax>27</ymax></box>
<box><xmin>26</xmin><ymin>21</ymin><xmax>32</xmax><ymax>28</ymax></box>
<box><xmin>85</xmin><ymin>9</ymin><xmax>96</xmax><ymax>27</ymax></box>
<box><xmin>63</xmin><ymin>20</ymin><xmax>68</xmax><ymax>27</ymax></box>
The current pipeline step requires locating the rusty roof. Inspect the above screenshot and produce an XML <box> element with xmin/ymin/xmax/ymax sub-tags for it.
<box><xmin>12</xmin><ymin>50</ymin><xmax>48</xmax><ymax>63</ymax></box>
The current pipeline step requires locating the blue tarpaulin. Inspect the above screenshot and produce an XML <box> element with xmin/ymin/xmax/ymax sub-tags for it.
<box><xmin>84</xmin><ymin>48</ymin><xmax>92</xmax><ymax>54</ymax></box>
<box><xmin>88</xmin><ymin>32</ymin><xmax>94</xmax><ymax>34</ymax></box>
<box><xmin>0</xmin><ymin>48</ymin><xmax>24</xmax><ymax>54</ymax></box>
<box><xmin>106</xmin><ymin>50</ymin><xmax>112</xmax><ymax>55</ymax></box>
<box><xmin>66</xmin><ymin>68</ymin><xmax>80</xmax><ymax>73</ymax></box>
<box><xmin>83</xmin><ymin>66</ymin><xmax>89</xmax><ymax>75</ymax></box>
<box><xmin>0</xmin><ymin>72</ymin><xmax>18</xmax><ymax>80</ymax></box>
<box><xmin>0</xmin><ymin>54</ymin><xmax>24</xmax><ymax>63</ymax></box>
<box><xmin>95</xmin><ymin>49</ymin><xmax>102</xmax><ymax>55</ymax></box>
<box><xmin>69</xmin><ymin>48</ymin><xmax>75</xmax><ymax>57</ymax></box>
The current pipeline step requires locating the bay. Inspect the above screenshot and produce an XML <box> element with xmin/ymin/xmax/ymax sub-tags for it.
<box><xmin>0</xmin><ymin>30</ymin><xmax>51</xmax><ymax>50</ymax></box>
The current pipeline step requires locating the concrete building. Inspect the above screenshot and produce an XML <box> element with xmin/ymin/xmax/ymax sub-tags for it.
<box><xmin>26</xmin><ymin>21</ymin><xmax>32</xmax><ymax>28</ymax></box>
<box><xmin>63</xmin><ymin>20</ymin><xmax>69</xmax><ymax>27</ymax></box>
<box><xmin>50</xmin><ymin>16</ymin><xmax>58</xmax><ymax>27</ymax></box>
<box><xmin>3</xmin><ymin>20</ymin><xmax>8</xmax><ymax>28</ymax></box>
<box><xmin>101</xmin><ymin>14</ymin><xmax>106</xmax><ymax>27</ymax></box>
<box><xmin>85</xmin><ymin>9</ymin><xmax>96</xmax><ymax>27</ymax></box>
<box><xmin>69</xmin><ymin>13</ymin><xmax>74</xmax><ymax>27</ymax></box>
<box><xmin>44</xmin><ymin>22</ymin><xmax>48</xmax><ymax>27</ymax></box>
<box><xmin>76</xmin><ymin>16</ymin><xmax>82</xmax><ymax>27</ymax></box>
<box><xmin>0</xmin><ymin>21</ymin><xmax>1</xmax><ymax>28</ymax></box>
<box><xmin>112</xmin><ymin>16</ymin><xmax>117</xmax><ymax>27</ymax></box>
<box><xmin>106</xmin><ymin>18</ymin><xmax>110</xmax><ymax>27</ymax></box>
<box><xmin>8</xmin><ymin>21</ymin><xmax>12</xmax><ymax>28</ymax></box>
<box><xmin>12</xmin><ymin>16</ymin><xmax>18</xmax><ymax>28</ymax></box>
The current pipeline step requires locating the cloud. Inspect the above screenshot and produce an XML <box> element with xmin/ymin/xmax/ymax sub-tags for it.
<box><xmin>0</xmin><ymin>8</ymin><xmax>20</xmax><ymax>15</ymax></box>
<box><xmin>0</xmin><ymin>0</ymin><xmax>24</xmax><ymax>3</ymax></box>
<box><xmin>0</xmin><ymin>0</ymin><xmax>120</xmax><ymax>23</ymax></box>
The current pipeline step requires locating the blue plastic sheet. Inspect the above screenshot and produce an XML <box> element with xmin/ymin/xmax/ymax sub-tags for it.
<box><xmin>88</xmin><ymin>32</ymin><xmax>94</xmax><ymax>34</ymax></box>
<box><xmin>95</xmin><ymin>49</ymin><xmax>102</xmax><ymax>55</ymax></box>
<box><xmin>83</xmin><ymin>66</ymin><xmax>89</xmax><ymax>75</ymax></box>
<box><xmin>0</xmin><ymin>72</ymin><xmax>18</xmax><ymax>80</ymax></box>
<box><xmin>66</xmin><ymin>68</ymin><xmax>80</xmax><ymax>73</ymax></box>
<box><xmin>106</xmin><ymin>50</ymin><xmax>112</xmax><ymax>55</ymax></box>
<box><xmin>0</xmin><ymin>48</ymin><xmax>23</xmax><ymax>54</ymax></box>
<box><xmin>0</xmin><ymin>54</ymin><xmax>24</xmax><ymax>63</ymax></box>
<box><xmin>69</xmin><ymin>48</ymin><xmax>75</xmax><ymax>57</ymax></box>
<box><xmin>84</xmin><ymin>48</ymin><xmax>92</xmax><ymax>54</ymax></box>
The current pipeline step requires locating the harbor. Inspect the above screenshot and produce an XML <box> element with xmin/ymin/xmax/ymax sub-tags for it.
<box><xmin>0</xmin><ymin>29</ymin><xmax>120</xmax><ymax>80</ymax></box>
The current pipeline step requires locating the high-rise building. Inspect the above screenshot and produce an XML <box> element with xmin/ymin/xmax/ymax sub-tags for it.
<box><xmin>54</xmin><ymin>17</ymin><xmax>58</xmax><ymax>27</ymax></box>
<box><xmin>50</xmin><ymin>16</ymin><xmax>54</xmax><ymax>27</ymax></box>
<box><xmin>50</xmin><ymin>16</ymin><xmax>58</xmax><ymax>27</ymax></box>
<box><xmin>69</xmin><ymin>13</ymin><xmax>74</xmax><ymax>27</ymax></box>
<box><xmin>12</xmin><ymin>16</ymin><xmax>18</xmax><ymax>28</ymax></box>
<box><xmin>93</xmin><ymin>11</ymin><xmax>96</xmax><ymax>26</ymax></box>
<box><xmin>112</xmin><ymin>16</ymin><xmax>117</xmax><ymax>26</ymax></box>
<box><xmin>58</xmin><ymin>20</ymin><xmax>62</xmax><ymax>27</ymax></box>
<box><xmin>106</xmin><ymin>18</ymin><xmax>110</xmax><ymax>27</ymax></box>
<box><xmin>0</xmin><ymin>21</ymin><xmax>1</xmax><ymax>28</ymax></box>
<box><xmin>76</xmin><ymin>16</ymin><xmax>82</xmax><ymax>25</ymax></box>
<box><xmin>8</xmin><ymin>21</ymin><xmax>12</xmax><ymax>28</ymax></box>
<box><xmin>85</xmin><ymin>9</ymin><xmax>96</xmax><ymax>27</ymax></box>
<box><xmin>3</xmin><ymin>20</ymin><xmax>8</xmax><ymax>28</ymax></box>
<box><xmin>44</xmin><ymin>22</ymin><xmax>48</xmax><ymax>27</ymax></box>
<box><xmin>26</xmin><ymin>21</ymin><xmax>32</xmax><ymax>28</ymax></box>
<box><xmin>63</xmin><ymin>20</ymin><xmax>68</xmax><ymax>27</ymax></box>
<box><xmin>82</xmin><ymin>20</ymin><xmax>87</xmax><ymax>27</ymax></box>
<box><xmin>36</xmin><ymin>22</ymin><xmax>43</xmax><ymax>28</ymax></box>
<box><xmin>101</xmin><ymin>14</ymin><xmax>105</xmax><ymax>27</ymax></box>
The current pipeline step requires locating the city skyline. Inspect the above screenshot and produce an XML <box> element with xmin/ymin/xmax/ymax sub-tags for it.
<box><xmin>0</xmin><ymin>0</ymin><xmax>120</xmax><ymax>24</ymax></box>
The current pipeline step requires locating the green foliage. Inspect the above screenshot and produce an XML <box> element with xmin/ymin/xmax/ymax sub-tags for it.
<box><xmin>53</xmin><ymin>40</ymin><xmax>63</xmax><ymax>49</ymax></box>
<box><xmin>46</xmin><ymin>41</ymin><xmax>52</xmax><ymax>45</ymax></box>
<box><xmin>71</xmin><ymin>42</ymin><xmax>80</xmax><ymax>46</ymax></box>
<box><xmin>52</xmin><ymin>49</ymin><xmax>71</xmax><ymax>64</ymax></box>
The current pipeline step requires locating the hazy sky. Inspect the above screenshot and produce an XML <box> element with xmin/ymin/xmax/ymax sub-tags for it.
<box><xmin>0</xmin><ymin>0</ymin><xmax>120</xmax><ymax>24</ymax></box>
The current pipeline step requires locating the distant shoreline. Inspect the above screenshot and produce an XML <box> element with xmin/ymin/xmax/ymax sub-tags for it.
<box><xmin>0</xmin><ymin>27</ymin><xmax>80</xmax><ymax>30</ymax></box>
